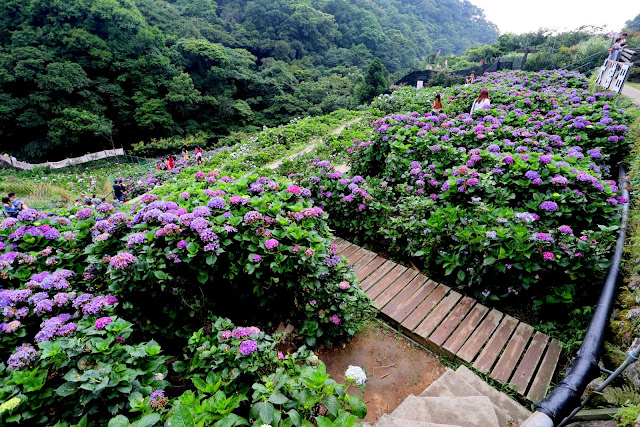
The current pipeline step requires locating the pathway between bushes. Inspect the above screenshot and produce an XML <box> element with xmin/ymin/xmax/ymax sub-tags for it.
<box><xmin>264</xmin><ymin>117</ymin><xmax>363</xmax><ymax>170</ymax></box>
<box><xmin>622</xmin><ymin>84</ymin><xmax>640</xmax><ymax>107</ymax></box>
<box><xmin>333</xmin><ymin>238</ymin><xmax>563</xmax><ymax>403</ymax></box>
<box><xmin>124</xmin><ymin>117</ymin><xmax>363</xmax><ymax>205</ymax></box>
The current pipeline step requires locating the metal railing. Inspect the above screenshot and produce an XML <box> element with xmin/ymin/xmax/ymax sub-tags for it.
<box><xmin>564</xmin><ymin>50</ymin><xmax>610</xmax><ymax>72</ymax></box>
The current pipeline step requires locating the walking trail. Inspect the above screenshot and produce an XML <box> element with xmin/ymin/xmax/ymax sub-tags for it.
<box><xmin>265</xmin><ymin>117</ymin><xmax>363</xmax><ymax>170</ymax></box>
<box><xmin>126</xmin><ymin>117</ymin><xmax>364</xmax><ymax>204</ymax></box>
<box><xmin>622</xmin><ymin>84</ymin><xmax>640</xmax><ymax>107</ymax></box>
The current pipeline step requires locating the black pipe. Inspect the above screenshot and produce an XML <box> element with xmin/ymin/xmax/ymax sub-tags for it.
<box><xmin>534</xmin><ymin>165</ymin><xmax>630</xmax><ymax>424</ymax></box>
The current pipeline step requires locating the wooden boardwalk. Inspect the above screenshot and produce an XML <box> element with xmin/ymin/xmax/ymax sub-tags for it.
<box><xmin>334</xmin><ymin>238</ymin><xmax>562</xmax><ymax>402</ymax></box>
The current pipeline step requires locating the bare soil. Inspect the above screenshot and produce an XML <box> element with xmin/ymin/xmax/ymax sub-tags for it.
<box><xmin>316</xmin><ymin>322</ymin><xmax>447</xmax><ymax>424</ymax></box>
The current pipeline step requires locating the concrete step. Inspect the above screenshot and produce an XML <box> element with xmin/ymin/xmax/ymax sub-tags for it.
<box><xmin>454</xmin><ymin>366</ymin><xmax>531</xmax><ymax>424</ymax></box>
<box><xmin>390</xmin><ymin>395</ymin><xmax>500</xmax><ymax>427</ymax></box>
<box><xmin>420</xmin><ymin>368</ymin><xmax>519</xmax><ymax>426</ymax></box>
<box><xmin>374</xmin><ymin>414</ymin><xmax>459</xmax><ymax>427</ymax></box>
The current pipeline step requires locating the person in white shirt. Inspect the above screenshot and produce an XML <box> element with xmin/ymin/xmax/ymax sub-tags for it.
<box><xmin>470</xmin><ymin>88</ymin><xmax>490</xmax><ymax>115</ymax></box>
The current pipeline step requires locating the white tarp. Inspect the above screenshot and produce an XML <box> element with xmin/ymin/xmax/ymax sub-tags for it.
<box><xmin>1</xmin><ymin>148</ymin><xmax>125</xmax><ymax>170</ymax></box>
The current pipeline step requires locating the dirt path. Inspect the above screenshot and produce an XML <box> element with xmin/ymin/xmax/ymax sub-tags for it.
<box><xmin>622</xmin><ymin>84</ymin><xmax>640</xmax><ymax>107</ymax></box>
<box><xmin>265</xmin><ymin>117</ymin><xmax>363</xmax><ymax>170</ymax></box>
<box><xmin>316</xmin><ymin>322</ymin><xmax>446</xmax><ymax>424</ymax></box>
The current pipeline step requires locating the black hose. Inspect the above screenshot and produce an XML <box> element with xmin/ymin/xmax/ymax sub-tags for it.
<box><xmin>534</xmin><ymin>165</ymin><xmax>630</xmax><ymax>424</ymax></box>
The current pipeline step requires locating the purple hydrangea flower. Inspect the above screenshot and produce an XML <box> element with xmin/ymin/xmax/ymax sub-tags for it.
<box><xmin>540</xmin><ymin>201</ymin><xmax>558</xmax><ymax>212</ymax></box>
<box><xmin>7</xmin><ymin>344</ymin><xmax>37</xmax><ymax>370</ymax></box>
<box><xmin>239</xmin><ymin>340</ymin><xmax>258</xmax><ymax>355</ymax></box>
<box><xmin>109</xmin><ymin>252</ymin><xmax>136</xmax><ymax>269</ymax></box>
<box><xmin>264</xmin><ymin>239</ymin><xmax>279</xmax><ymax>250</ymax></box>
<box><xmin>94</xmin><ymin>317</ymin><xmax>112</xmax><ymax>330</ymax></box>
<box><xmin>207</xmin><ymin>197</ymin><xmax>226</xmax><ymax>209</ymax></box>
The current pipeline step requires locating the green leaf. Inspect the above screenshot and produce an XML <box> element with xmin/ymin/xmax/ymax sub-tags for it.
<box><xmin>172</xmin><ymin>360</ymin><xmax>186</xmax><ymax>373</ymax></box>
<box><xmin>315</xmin><ymin>417</ymin><xmax>333</xmax><ymax>427</ymax></box>
<box><xmin>213</xmin><ymin>414</ymin><xmax>249</xmax><ymax>427</ymax></box>
<box><xmin>483</xmin><ymin>256</ymin><xmax>496</xmax><ymax>266</ymax></box>
<box><xmin>107</xmin><ymin>415</ymin><xmax>130</xmax><ymax>427</ymax></box>
<box><xmin>269</xmin><ymin>392</ymin><xmax>289</xmax><ymax>405</ymax></box>
<box><xmin>347</xmin><ymin>394</ymin><xmax>367</xmax><ymax>419</ymax></box>
<box><xmin>170</xmin><ymin>403</ymin><xmax>196</xmax><ymax>427</ymax></box>
<box><xmin>322</xmin><ymin>395</ymin><xmax>341</xmax><ymax>417</ymax></box>
<box><xmin>197</xmin><ymin>271</ymin><xmax>208</xmax><ymax>284</ymax></box>
<box><xmin>132</xmin><ymin>414</ymin><xmax>161</xmax><ymax>427</ymax></box>
<box><xmin>288</xmin><ymin>409</ymin><xmax>302</xmax><ymax>426</ymax></box>
<box><xmin>56</xmin><ymin>382</ymin><xmax>79</xmax><ymax>396</ymax></box>
<box><xmin>72</xmin><ymin>415</ymin><xmax>89</xmax><ymax>427</ymax></box>
<box><xmin>153</xmin><ymin>270</ymin><xmax>167</xmax><ymax>280</ymax></box>
<box><xmin>192</xmin><ymin>377</ymin><xmax>207</xmax><ymax>392</ymax></box>
<box><xmin>250</xmin><ymin>402</ymin><xmax>275</xmax><ymax>424</ymax></box>
<box><xmin>333</xmin><ymin>413</ymin><xmax>357</xmax><ymax>427</ymax></box>
<box><xmin>187</xmin><ymin>242</ymin><xmax>199</xmax><ymax>255</ymax></box>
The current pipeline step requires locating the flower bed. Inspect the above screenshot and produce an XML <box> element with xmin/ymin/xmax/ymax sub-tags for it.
<box><xmin>119</xmin><ymin>111</ymin><xmax>363</xmax><ymax>200</ymax></box>
<box><xmin>295</xmin><ymin>70</ymin><xmax>631</xmax><ymax>306</ymax></box>
<box><xmin>0</xmin><ymin>171</ymin><xmax>371</xmax><ymax>424</ymax></box>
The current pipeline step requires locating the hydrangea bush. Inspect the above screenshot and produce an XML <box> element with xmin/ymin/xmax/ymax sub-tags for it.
<box><xmin>0</xmin><ymin>168</ymin><xmax>371</xmax><ymax>423</ymax></box>
<box><xmin>296</xmin><ymin>70</ymin><xmax>630</xmax><ymax>306</ymax></box>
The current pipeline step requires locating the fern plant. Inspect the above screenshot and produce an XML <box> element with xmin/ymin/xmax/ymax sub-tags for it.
<box><xmin>615</xmin><ymin>403</ymin><xmax>640</xmax><ymax>427</ymax></box>
<box><xmin>603</xmin><ymin>385</ymin><xmax>640</xmax><ymax>406</ymax></box>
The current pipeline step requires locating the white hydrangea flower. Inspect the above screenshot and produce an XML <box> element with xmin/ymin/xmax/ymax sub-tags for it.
<box><xmin>345</xmin><ymin>365</ymin><xmax>367</xmax><ymax>386</ymax></box>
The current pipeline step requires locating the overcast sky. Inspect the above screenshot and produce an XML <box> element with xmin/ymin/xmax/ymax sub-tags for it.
<box><xmin>470</xmin><ymin>0</ymin><xmax>640</xmax><ymax>34</ymax></box>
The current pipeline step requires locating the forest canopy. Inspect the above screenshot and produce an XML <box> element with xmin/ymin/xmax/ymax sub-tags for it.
<box><xmin>0</xmin><ymin>0</ymin><xmax>498</xmax><ymax>161</ymax></box>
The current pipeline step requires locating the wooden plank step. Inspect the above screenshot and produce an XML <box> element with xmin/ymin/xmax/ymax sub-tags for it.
<box><xmin>335</xmin><ymin>239</ymin><xmax>352</xmax><ymax>253</ymax></box>
<box><xmin>402</xmin><ymin>285</ymin><xmax>449</xmax><ymax>330</ymax></box>
<box><xmin>346</xmin><ymin>247</ymin><xmax>369</xmax><ymax>265</ymax></box>
<box><xmin>353</xmin><ymin>251</ymin><xmax>378</xmax><ymax>271</ymax></box>
<box><xmin>381</xmin><ymin>275</ymin><xmax>431</xmax><ymax>318</ymax></box>
<box><xmin>509</xmin><ymin>331</ymin><xmax>549</xmax><ymax>394</ymax></box>
<box><xmin>367</xmin><ymin>264</ymin><xmax>409</xmax><ymax>301</ymax></box>
<box><xmin>372</xmin><ymin>268</ymin><xmax>419</xmax><ymax>309</ymax></box>
<box><xmin>456</xmin><ymin>309</ymin><xmax>503</xmax><ymax>364</ymax></box>
<box><xmin>471</xmin><ymin>314</ymin><xmax>518</xmax><ymax>372</ymax></box>
<box><xmin>526</xmin><ymin>339</ymin><xmax>562</xmax><ymax>402</ymax></box>
<box><xmin>442</xmin><ymin>304</ymin><xmax>489</xmax><ymax>358</ymax></box>
<box><xmin>331</xmin><ymin>239</ymin><xmax>565</xmax><ymax>402</ymax></box>
<box><xmin>490</xmin><ymin>322</ymin><xmax>535</xmax><ymax>383</ymax></box>
<box><xmin>340</xmin><ymin>244</ymin><xmax>360</xmax><ymax>259</ymax></box>
<box><xmin>360</xmin><ymin>260</ymin><xmax>396</xmax><ymax>292</ymax></box>
<box><xmin>427</xmin><ymin>296</ymin><xmax>476</xmax><ymax>349</ymax></box>
<box><xmin>355</xmin><ymin>255</ymin><xmax>386</xmax><ymax>281</ymax></box>
<box><xmin>414</xmin><ymin>291</ymin><xmax>463</xmax><ymax>340</ymax></box>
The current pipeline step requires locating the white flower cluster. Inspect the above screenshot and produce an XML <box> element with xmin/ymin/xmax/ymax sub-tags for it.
<box><xmin>345</xmin><ymin>365</ymin><xmax>367</xmax><ymax>386</ymax></box>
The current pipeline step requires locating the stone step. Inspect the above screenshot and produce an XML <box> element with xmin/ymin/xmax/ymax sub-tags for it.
<box><xmin>419</xmin><ymin>369</ymin><xmax>513</xmax><ymax>427</ymax></box>
<box><xmin>390</xmin><ymin>395</ymin><xmax>500</xmax><ymax>427</ymax></box>
<box><xmin>454</xmin><ymin>366</ymin><xmax>532</xmax><ymax>425</ymax></box>
<box><xmin>374</xmin><ymin>414</ymin><xmax>459</xmax><ymax>427</ymax></box>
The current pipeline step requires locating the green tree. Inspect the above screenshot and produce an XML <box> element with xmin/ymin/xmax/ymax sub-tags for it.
<box><xmin>626</xmin><ymin>12</ymin><xmax>640</xmax><ymax>31</ymax></box>
<box><xmin>356</xmin><ymin>57</ymin><xmax>388</xmax><ymax>104</ymax></box>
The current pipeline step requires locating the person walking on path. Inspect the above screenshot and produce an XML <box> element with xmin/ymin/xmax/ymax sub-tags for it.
<box><xmin>470</xmin><ymin>88</ymin><xmax>491</xmax><ymax>115</ymax></box>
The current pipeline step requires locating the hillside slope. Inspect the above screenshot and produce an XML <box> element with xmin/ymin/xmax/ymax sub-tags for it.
<box><xmin>0</xmin><ymin>0</ymin><xmax>497</xmax><ymax>161</ymax></box>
